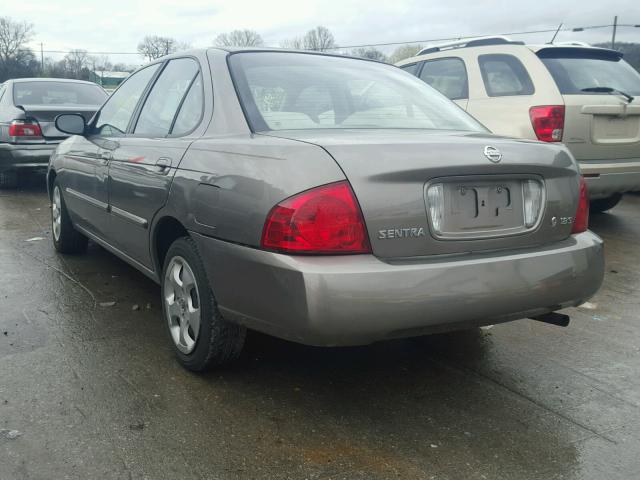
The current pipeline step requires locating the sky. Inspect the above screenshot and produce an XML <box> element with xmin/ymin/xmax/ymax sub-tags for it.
<box><xmin>4</xmin><ymin>0</ymin><xmax>640</xmax><ymax>67</ymax></box>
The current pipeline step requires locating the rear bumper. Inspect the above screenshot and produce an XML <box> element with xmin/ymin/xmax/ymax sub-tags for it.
<box><xmin>193</xmin><ymin>231</ymin><xmax>604</xmax><ymax>346</ymax></box>
<box><xmin>579</xmin><ymin>159</ymin><xmax>640</xmax><ymax>199</ymax></box>
<box><xmin>0</xmin><ymin>143</ymin><xmax>56</xmax><ymax>172</ymax></box>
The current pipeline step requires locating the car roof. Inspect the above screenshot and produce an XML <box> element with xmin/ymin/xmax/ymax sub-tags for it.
<box><xmin>396</xmin><ymin>38</ymin><xmax>621</xmax><ymax>65</ymax></box>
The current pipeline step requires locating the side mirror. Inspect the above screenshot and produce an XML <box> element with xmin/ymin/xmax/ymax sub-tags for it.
<box><xmin>55</xmin><ymin>113</ymin><xmax>87</xmax><ymax>136</ymax></box>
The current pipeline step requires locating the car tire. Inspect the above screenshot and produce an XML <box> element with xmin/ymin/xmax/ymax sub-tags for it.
<box><xmin>161</xmin><ymin>237</ymin><xmax>246</xmax><ymax>371</ymax></box>
<box><xmin>51</xmin><ymin>179</ymin><xmax>89</xmax><ymax>254</ymax></box>
<box><xmin>0</xmin><ymin>170</ymin><xmax>18</xmax><ymax>189</ymax></box>
<box><xmin>590</xmin><ymin>193</ymin><xmax>622</xmax><ymax>214</ymax></box>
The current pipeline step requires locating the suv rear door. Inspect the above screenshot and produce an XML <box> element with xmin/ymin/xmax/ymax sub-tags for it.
<box><xmin>537</xmin><ymin>47</ymin><xmax>640</xmax><ymax>162</ymax></box>
<box><xmin>464</xmin><ymin>47</ymin><xmax>563</xmax><ymax>139</ymax></box>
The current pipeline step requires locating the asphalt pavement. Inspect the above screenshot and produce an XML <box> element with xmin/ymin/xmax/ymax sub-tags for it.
<box><xmin>1</xmin><ymin>176</ymin><xmax>639</xmax><ymax>479</ymax></box>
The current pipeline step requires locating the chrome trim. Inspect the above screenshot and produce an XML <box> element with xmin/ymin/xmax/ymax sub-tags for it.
<box><xmin>110</xmin><ymin>205</ymin><xmax>148</xmax><ymax>228</ymax></box>
<box><xmin>64</xmin><ymin>187</ymin><xmax>108</xmax><ymax>211</ymax></box>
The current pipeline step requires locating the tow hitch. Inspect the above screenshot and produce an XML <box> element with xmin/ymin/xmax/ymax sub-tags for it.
<box><xmin>530</xmin><ymin>311</ymin><xmax>570</xmax><ymax>327</ymax></box>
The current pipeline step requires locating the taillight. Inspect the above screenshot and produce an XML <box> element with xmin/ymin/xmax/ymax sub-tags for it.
<box><xmin>9</xmin><ymin>120</ymin><xmax>43</xmax><ymax>138</ymax></box>
<box><xmin>529</xmin><ymin>106</ymin><xmax>564</xmax><ymax>142</ymax></box>
<box><xmin>572</xmin><ymin>176</ymin><xmax>589</xmax><ymax>234</ymax></box>
<box><xmin>261</xmin><ymin>181</ymin><xmax>371</xmax><ymax>254</ymax></box>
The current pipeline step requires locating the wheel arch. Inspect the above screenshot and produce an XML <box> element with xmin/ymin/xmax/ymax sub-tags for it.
<box><xmin>152</xmin><ymin>215</ymin><xmax>190</xmax><ymax>275</ymax></box>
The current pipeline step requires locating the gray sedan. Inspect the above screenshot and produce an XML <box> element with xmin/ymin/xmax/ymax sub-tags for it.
<box><xmin>48</xmin><ymin>48</ymin><xmax>604</xmax><ymax>371</ymax></box>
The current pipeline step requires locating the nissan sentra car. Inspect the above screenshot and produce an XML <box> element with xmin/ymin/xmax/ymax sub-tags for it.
<box><xmin>48</xmin><ymin>48</ymin><xmax>604</xmax><ymax>371</ymax></box>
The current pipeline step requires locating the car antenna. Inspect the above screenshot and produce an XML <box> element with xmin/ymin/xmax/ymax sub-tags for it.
<box><xmin>549</xmin><ymin>23</ymin><xmax>563</xmax><ymax>44</ymax></box>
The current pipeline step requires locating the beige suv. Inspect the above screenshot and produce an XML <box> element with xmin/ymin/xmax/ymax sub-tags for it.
<box><xmin>397</xmin><ymin>37</ymin><xmax>640</xmax><ymax>212</ymax></box>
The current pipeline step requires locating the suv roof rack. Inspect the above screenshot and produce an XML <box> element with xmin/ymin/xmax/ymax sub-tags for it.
<box><xmin>416</xmin><ymin>36</ymin><xmax>524</xmax><ymax>56</ymax></box>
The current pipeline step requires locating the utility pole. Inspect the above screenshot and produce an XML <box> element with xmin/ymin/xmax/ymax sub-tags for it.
<box><xmin>40</xmin><ymin>42</ymin><xmax>44</xmax><ymax>75</ymax></box>
<box><xmin>612</xmin><ymin>15</ymin><xmax>618</xmax><ymax>49</ymax></box>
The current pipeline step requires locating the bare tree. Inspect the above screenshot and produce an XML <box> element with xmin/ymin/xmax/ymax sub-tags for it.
<box><xmin>64</xmin><ymin>49</ymin><xmax>90</xmax><ymax>79</ymax></box>
<box><xmin>215</xmin><ymin>30</ymin><xmax>263</xmax><ymax>47</ymax></box>
<box><xmin>0</xmin><ymin>16</ymin><xmax>34</xmax><ymax>75</ymax></box>
<box><xmin>280</xmin><ymin>37</ymin><xmax>304</xmax><ymax>49</ymax></box>
<box><xmin>387</xmin><ymin>44</ymin><xmax>423</xmax><ymax>64</ymax></box>
<box><xmin>137</xmin><ymin>35</ymin><xmax>178</xmax><ymax>61</ymax></box>
<box><xmin>350</xmin><ymin>47</ymin><xmax>387</xmax><ymax>63</ymax></box>
<box><xmin>303</xmin><ymin>26</ymin><xmax>335</xmax><ymax>51</ymax></box>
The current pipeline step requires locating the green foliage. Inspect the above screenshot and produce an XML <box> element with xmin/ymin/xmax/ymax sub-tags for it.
<box><xmin>388</xmin><ymin>44</ymin><xmax>423</xmax><ymax>64</ymax></box>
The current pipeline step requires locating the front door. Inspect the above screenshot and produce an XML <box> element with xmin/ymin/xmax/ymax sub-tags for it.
<box><xmin>104</xmin><ymin>58</ymin><xmax>204</xmax><ymax>268</ymax></box>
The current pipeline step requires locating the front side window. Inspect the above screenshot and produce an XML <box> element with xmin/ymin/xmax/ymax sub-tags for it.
<box><xmin>134</xmin><ymin>58</ymin><xmax>200</xmax><ymax>137</ymax></box>
<box><xmin>94</xmin><ymin>64</ymin><xmax>160</xmax><ymax>136</ymax></box>
<box><xmin>228</xmin><ymin>52</ymin><xmax>484</xmax><ymax>132</ymax></box>
<box><xmin>538</xmin><ymin>48</ymin><xmax>640</xmax><ymax>96</ymax></box>
<box><xmin>12</xmin><ymin>81</ymin><xmax>107</xmax><ymax>106</ymax></box>
<box><xmin>478</xmin><ymin>54</ymin><xmax>534</xmax><ymax>97</ymax></box>
<box><xmin>419</xmin><ymin>57</ymin><xmax>468</xmax><ymax>100</ymax></box>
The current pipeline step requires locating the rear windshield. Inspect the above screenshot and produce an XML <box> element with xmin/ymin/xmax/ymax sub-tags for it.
<box><xmin>228</xmin><ymin>52</ymin><xmax>485</xmax><ymax>132</ymax></box>
<box><xmin>13</xmin><ymin>81</ymin><xmax>107</xmax><ymax>106</ymax></box>
<box><xmin>538</xmin><ymin>49</ymin><xmax>640</xmax><ymax>96</ymax></box>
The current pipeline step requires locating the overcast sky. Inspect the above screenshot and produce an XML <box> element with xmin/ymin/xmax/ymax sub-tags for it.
<box><xmin>4</xmin><ymin>0</ymin><xmax>640</xmax><ymax>66</ymax></box>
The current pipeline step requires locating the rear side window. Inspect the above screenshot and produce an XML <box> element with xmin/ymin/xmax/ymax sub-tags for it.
<box><xmin>538</xmin><ymin>49</ymin><xmax>640</xmax><ymax>96</ymax></box>
<box><xmin>134</xmin><ymin>58</ymin><xmax>200</xmax><ymax>137</ymax></box>
<box><xmin>399</xmin><ymin>63</ymin><xmax>419</xmax><ymax>75</ymax></box>
<box><xmin>419</xmin><ymin>58</ymin><xmax>468</xmax><ymax>100</ymax></box>
<box><xmin>478</xmin><ymin>54</ymin><xmax>534</xmax><ymax>97</ymax></box>
<box><xmin>171</xmin><ymin>73</ymin><xmax>204</xmax><ymax>136</ymax></box>
<box><xmin>12</xmin><ymin>81</ymin><xmax>107</xmax><ymax>105</ymax></box>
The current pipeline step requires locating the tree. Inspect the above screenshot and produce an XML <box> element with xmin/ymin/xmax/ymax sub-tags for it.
<box><xmin>280</xmin><ymin>37</ymin><xmax>304</xmax><ymax>49</ymax></box>
<box><xmin>137</xmin><ymin>35</ymin><xmax>178</xmax><ymax>61</ymax></box>
<box><xmin>214</xmin><ymin>30</ymin><xmax>263</xmax><ymax>47</ymax></box>
<box><xmin>350</xmin><ymin>47</ymin><xmax>387</xmax><ymax>63</ymax></box>
<box><xmin>64</xmin><ymin>49</ymin><xmax>90</xmax><ymax>79</ymax></box>
<box><xmin>303</xmin><ymin>26</ymin><xmax>335</xmax><ymax>51</ymax></box>
<box><xmin>0</xmin><ymin>16</ymin><xmax>35</xmax><ymax>81</ymax></box>
<box><xmin>388</xmin><ymin>44</ymin><xmax>423</xmax><ymax>64</ymax></box>
<box><xmin>595</xmin><ymin>42</ymin><xmax>640</xmax><ymax>72</ymax></box>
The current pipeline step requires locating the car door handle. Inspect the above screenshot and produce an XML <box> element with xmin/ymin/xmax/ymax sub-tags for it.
<box><xmin>155</xmin><ymin>157</ymin><xmax>173</xmax><ymax>174</ymax></box>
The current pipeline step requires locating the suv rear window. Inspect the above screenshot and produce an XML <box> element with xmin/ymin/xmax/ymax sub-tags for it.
<box><xmin>537</xmin><ymin>48</ymin><xmax>640</xmax><ymax>96</ymax></box>
<box><xmin>419</xmin><ymin>57</ymin><xmax>468</xmax><ymax>100</ymax></box>
<box><xmin>13</xmin><ymin>81</ymin><xmax>107</xmax><ymax>106</ymax></box>
<box><xmin>478</xmin><ymin>54</ymin><xmax>534</xmax><ymax>97</ymax></box>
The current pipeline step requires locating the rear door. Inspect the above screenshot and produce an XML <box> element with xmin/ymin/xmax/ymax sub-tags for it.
<box><xmin>105</xmin><ymin>57</ymin><xmax>205</xmax><ymax>268</ymax></box>
<box><xmin>464</xmin><ymin>47</ymin><xmax>563</xmax><ymax>139</ymax></box>
<box><xmin>537</xmin><ymin>47</ymin><xmax>640</xmax><ymax>162</ymax></box>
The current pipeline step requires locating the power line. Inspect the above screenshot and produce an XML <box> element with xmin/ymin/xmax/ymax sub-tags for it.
<box><xmin>17</xmin><ymin>22</ymin><xmax>640</xmax><ymax>56</ymax></box>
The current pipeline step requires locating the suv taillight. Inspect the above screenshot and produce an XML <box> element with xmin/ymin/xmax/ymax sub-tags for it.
<box><xmin>572</xmin><ymin>176</ymin><xmax>589</xmax><ymax>234</ymax></box>
<box><xmin>9</xmin><ymin>120</ymin><xmax>43</xmax><ymax>138</ymax></box>
<box><xmin>261</xmin><ymin>181</ymin><xmax>371</xmax><ymax>254</ymax></box>
<box><xmin>529</xmin><ymin>105</ymin><xmax>565</xmax><ymax>142</ymax></box>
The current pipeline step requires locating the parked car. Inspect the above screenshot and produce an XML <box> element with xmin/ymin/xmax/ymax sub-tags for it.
<box><xmin>396</xmin><ymin>37</ymin><xmax>640</xmax><ymax>212</ymax></box>
<box><xmin>48</xmin><ymin>48</ymin><xmax>603</xmax><ymax>371</ymax></box>
<box><xmin>0</xmin><ymin>78</ymin><xmax>107</xmax><ymax>188</ymax></box>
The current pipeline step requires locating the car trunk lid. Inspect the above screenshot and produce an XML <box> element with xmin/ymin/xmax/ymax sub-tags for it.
<box><xmin>262</xmin><ymin>129</ymin><xmax>582</xmax><ymax>258</ymax></box>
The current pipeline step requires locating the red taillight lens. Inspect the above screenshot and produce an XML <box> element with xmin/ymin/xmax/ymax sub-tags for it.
<box><xmin>261</xmin><ymin>181</ymin><xmax>371</xmax><ymax>254</ymax></box>
<box><xmin>9</xmin><ymin>120</ymin><xmax>43</xmax><ymax>138</ymax></box>
<box><xmin>572</xmin><ymin>176</ymin><xmax>589</xmax><ymax>234</ymax></box>
<box><xmin>529</xmin><ymin>105</ymin><xmax>565</xmax><ymax>142</ymax></box>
